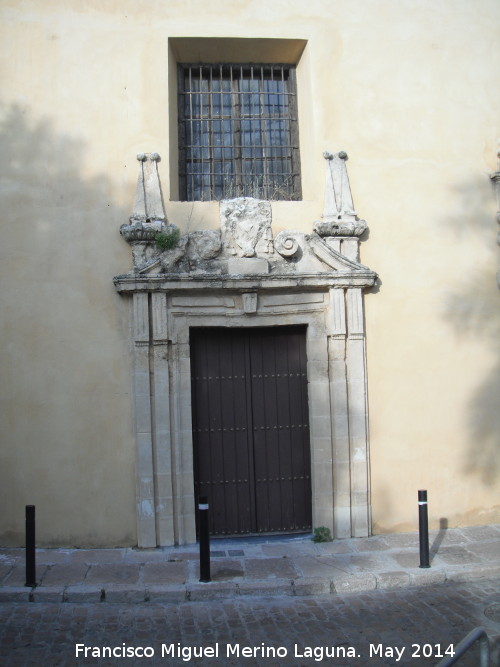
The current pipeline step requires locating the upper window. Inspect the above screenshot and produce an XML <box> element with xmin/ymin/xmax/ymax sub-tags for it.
<box><xmin>178</xmin><ymin>64</ymin><xmax>301</xmax><ymax>202</ymax></box>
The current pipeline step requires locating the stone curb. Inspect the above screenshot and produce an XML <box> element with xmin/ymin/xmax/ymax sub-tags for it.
<box><xmin>237</xmin><ymin>580</ymin><xmax>294</xmax><ymax>598</ymax></box>
<box><xmin>292</xmin><ymin>577</ymin><xmax>332</xmax><ymax>596</ymax></box>
<box><xmin>146</xmin><ymin>585</ymin><xmax>186</xmax><ymax>603</ymax></box>
<box><xmin>444</xmin><ymin>564</ymin><xmax>500</xmax><ymax>582</ymax></box>
<box><xmin>375</xmin><ymin>571</ymin><xmax>411</xmax><ymax>590</ymax></box>
<box><xmin>103</xmin><ymin>585</ymin><xmax>147</xmax><ymax>604</ymax></box>
<box><xmin>64</xmin><ymin>585</ymin><xmax>104</xmax><ymax>603</ymax></box>
<box><xmin>409</xmin><ymin>569</ymin><xmax>446</xmax><ymax>587</ymax></box>
<box><xmin>30</xmin><ymin>586</ymin><xmax>66</xmax><ymax>603</ymax></box>
<box><xmin>0</xmin><ymin>564</ymin><xmax>498</xmax><ymax>603</ymax></box>
<box><xmin>333</xmin><ymin>573</ymin><xmax>377</xmax><ymax>594</ymax></box>
<box><xmin>188</xmin><ymin>582</ymin><xmax>240</xmax><ymax>601</ymax></box>
<box><xmin>0</xmin><ymin>586</ymin><xmax>32</xmax><ymax>603</ymax></box>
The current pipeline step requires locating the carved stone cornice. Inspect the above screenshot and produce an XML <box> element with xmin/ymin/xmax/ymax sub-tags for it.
<box><xmin>114</xmin><ymin>272</ymin><xmax>377</xmax><ymax>293</ymax></box>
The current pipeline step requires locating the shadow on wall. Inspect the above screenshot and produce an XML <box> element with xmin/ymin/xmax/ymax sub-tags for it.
<box><xmin>0</xmin><ymin>103</ymin><xmax>131</xmax><ymax>545</ymax></box>
<box><xmin>0</xmin><ymin>102</ymin><xmax>129</xmax><ymax>345</ymax></box>
<box><xmin>0</xmin><ymin>102</ymin><xmax>127</xmax><ymax>245</ymax></box>
<box><xmin>442</xmin><ymin>176</ymin><xmax>500</xmax><ymax>487</ymax></box>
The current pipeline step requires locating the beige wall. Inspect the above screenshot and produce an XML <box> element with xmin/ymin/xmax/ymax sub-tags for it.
<box><xmin>1</xmin><ymin>0</ymin><xmax>498</xmax><ymax>545</ymax></box>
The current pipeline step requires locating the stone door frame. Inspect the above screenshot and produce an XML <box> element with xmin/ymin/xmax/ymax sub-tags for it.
<box><xmin>117</xmin><ymin>277</ymin><xmax>371</xmax><ymax>546</ymax></box>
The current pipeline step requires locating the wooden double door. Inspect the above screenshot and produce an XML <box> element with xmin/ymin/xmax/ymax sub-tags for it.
<box><xmin>190</xmin><ymin>326</ymin><xmax>312</xmax><ymax>537</ymax></box>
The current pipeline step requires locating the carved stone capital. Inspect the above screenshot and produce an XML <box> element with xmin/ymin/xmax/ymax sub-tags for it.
<box><xmin>121</xmin><ymin>221</ymin><xmax>181</xmax><ymax>270</ymax></box>
<box><xmin>313</xmin><ymin>219</ymin><xmax>367</xmax><ymax>238</ymax></box>
<box><xmin>120</xmin><ymin>219</ymin><xmax>167</xmax><ymax>243</ymax></box>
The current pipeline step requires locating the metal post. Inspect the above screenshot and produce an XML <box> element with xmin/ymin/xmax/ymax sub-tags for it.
<box><xmin>418</xmin><ymin>490</ymin><xmax>430</xmax><ymax>568</ymax></box>
<box><xmin>25</xmin><ymin>505</ymin><xmax>36</xmax><ymax>587</ymax></box>
<box><xmin>199</xmin><ymin>495</ymin><xmax>211</xmax><ymax>582</ymax></box>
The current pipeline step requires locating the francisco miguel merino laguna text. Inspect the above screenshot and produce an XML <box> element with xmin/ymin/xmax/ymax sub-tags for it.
<box><xmin>75</xmin><ymin>642</ymin><xmax>360</xmax><ymax>661</ymax></box>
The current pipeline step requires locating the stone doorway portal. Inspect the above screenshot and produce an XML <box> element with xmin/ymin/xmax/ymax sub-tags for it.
<box><xmin>114</xmin><ymin>151</ymin><xmax>377</xmax><ymax>546</ymax></box>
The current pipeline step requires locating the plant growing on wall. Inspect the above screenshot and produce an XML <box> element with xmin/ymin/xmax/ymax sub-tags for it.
<box><xmin>154</xmin><ymin>227</ymin><xmax>180</xmax><ymax>251</ymax></box>
<box><xmin>312</xmin><ymin>526</ymin><xmax>333</xmax><ymax>542</ymax></box>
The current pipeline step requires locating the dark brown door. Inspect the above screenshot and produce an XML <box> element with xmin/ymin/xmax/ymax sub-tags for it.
<box><xmin>191</xmin><ymin>326</ymin><xmax>312</xmax><ymax>537</ymax></box>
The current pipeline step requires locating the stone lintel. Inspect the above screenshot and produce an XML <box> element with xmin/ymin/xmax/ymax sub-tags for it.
<box><xmin>114</xmin><ymin>272</ymin><xmax>377</xmax><ymax>294</ymax></box>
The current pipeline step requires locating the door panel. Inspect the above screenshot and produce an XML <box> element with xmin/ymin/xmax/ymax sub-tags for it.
<box><xmin>191</xmin><ymin>326</ymin><xmax>311</xmax><ymax>537</ymax></box>
<box><xmin>191</xmin><ymin>329</ymin><xmax>255</xmax><ymax>536</ymax></box>
<box><xmin>250</xmin><ymin>327</ymin><xmax>311</xmax><ymax>533</ymax></box>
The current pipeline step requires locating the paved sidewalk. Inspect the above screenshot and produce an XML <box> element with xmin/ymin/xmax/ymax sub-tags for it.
<box><xmin>0</xmin><ymin>524</ymin><xmax>498</xmax><ymax>603</ymax></box>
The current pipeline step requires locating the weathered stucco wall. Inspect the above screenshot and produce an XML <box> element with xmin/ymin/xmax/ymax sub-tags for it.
<box><xmin>0</xmin><ymin>0</ymin><xmax>498</xmax><ymax>545</ymax></box>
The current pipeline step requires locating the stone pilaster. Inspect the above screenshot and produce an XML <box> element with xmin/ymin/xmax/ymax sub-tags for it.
<box><xmin>346</xmin><ymin>287</ymin><xmax>371</xmax><ymax>537</ymax></box>
<box><xmin>307</xmin><ymin>326</ymin><xmax>334</xmax><ymax>534</ymax></box>
<box><xmin>150</xmin><ymin>293</ymin><xmax>175</xmax><ymax>545</ymax></box>
<box><xmin>131</xmin><ymin>292</ymin><xmax>156</xmax><ymax>547</ymax></box>
<box><xmin>169</xmin><ymin>322</ymin><xmax>196</xmax><ymax>545</ymax></box>
<box><xmin>328</xmin><ymin>288</ymin><xmax>351</xmax><ymax>538</ymax></box>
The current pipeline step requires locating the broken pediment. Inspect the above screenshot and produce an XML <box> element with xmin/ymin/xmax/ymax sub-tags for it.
<box><xmin>115</xmin><ymin>152</ymin><xmax>377</xmax><ymax>288</ymax></box>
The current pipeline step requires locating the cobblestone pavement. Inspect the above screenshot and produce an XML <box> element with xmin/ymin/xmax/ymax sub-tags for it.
<box><xmin>0</xmin><ymin>579</ymin><xmax>498</xmax><ymax>667</ymax></box>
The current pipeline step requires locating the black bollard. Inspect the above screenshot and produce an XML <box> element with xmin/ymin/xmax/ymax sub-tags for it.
<box><xmin>25</xmin><ymin>505</ymin><xmax>36</xmax><ymax>587</ymax></box>
<box><xmin>198</xmin><ymin>495</ymin><xmax>211</xmax><ymax>582</ymax></box>
<box><xmin>418</xmin><ymin>490</ymin><xmax>430</xmax><ymax>568</ymax></box>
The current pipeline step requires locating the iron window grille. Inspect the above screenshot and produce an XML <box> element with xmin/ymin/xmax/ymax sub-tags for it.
<box><xmin>178</xmin><ymin>64</ymin><xmax>301</xmax><ymax>201</ymax></box>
